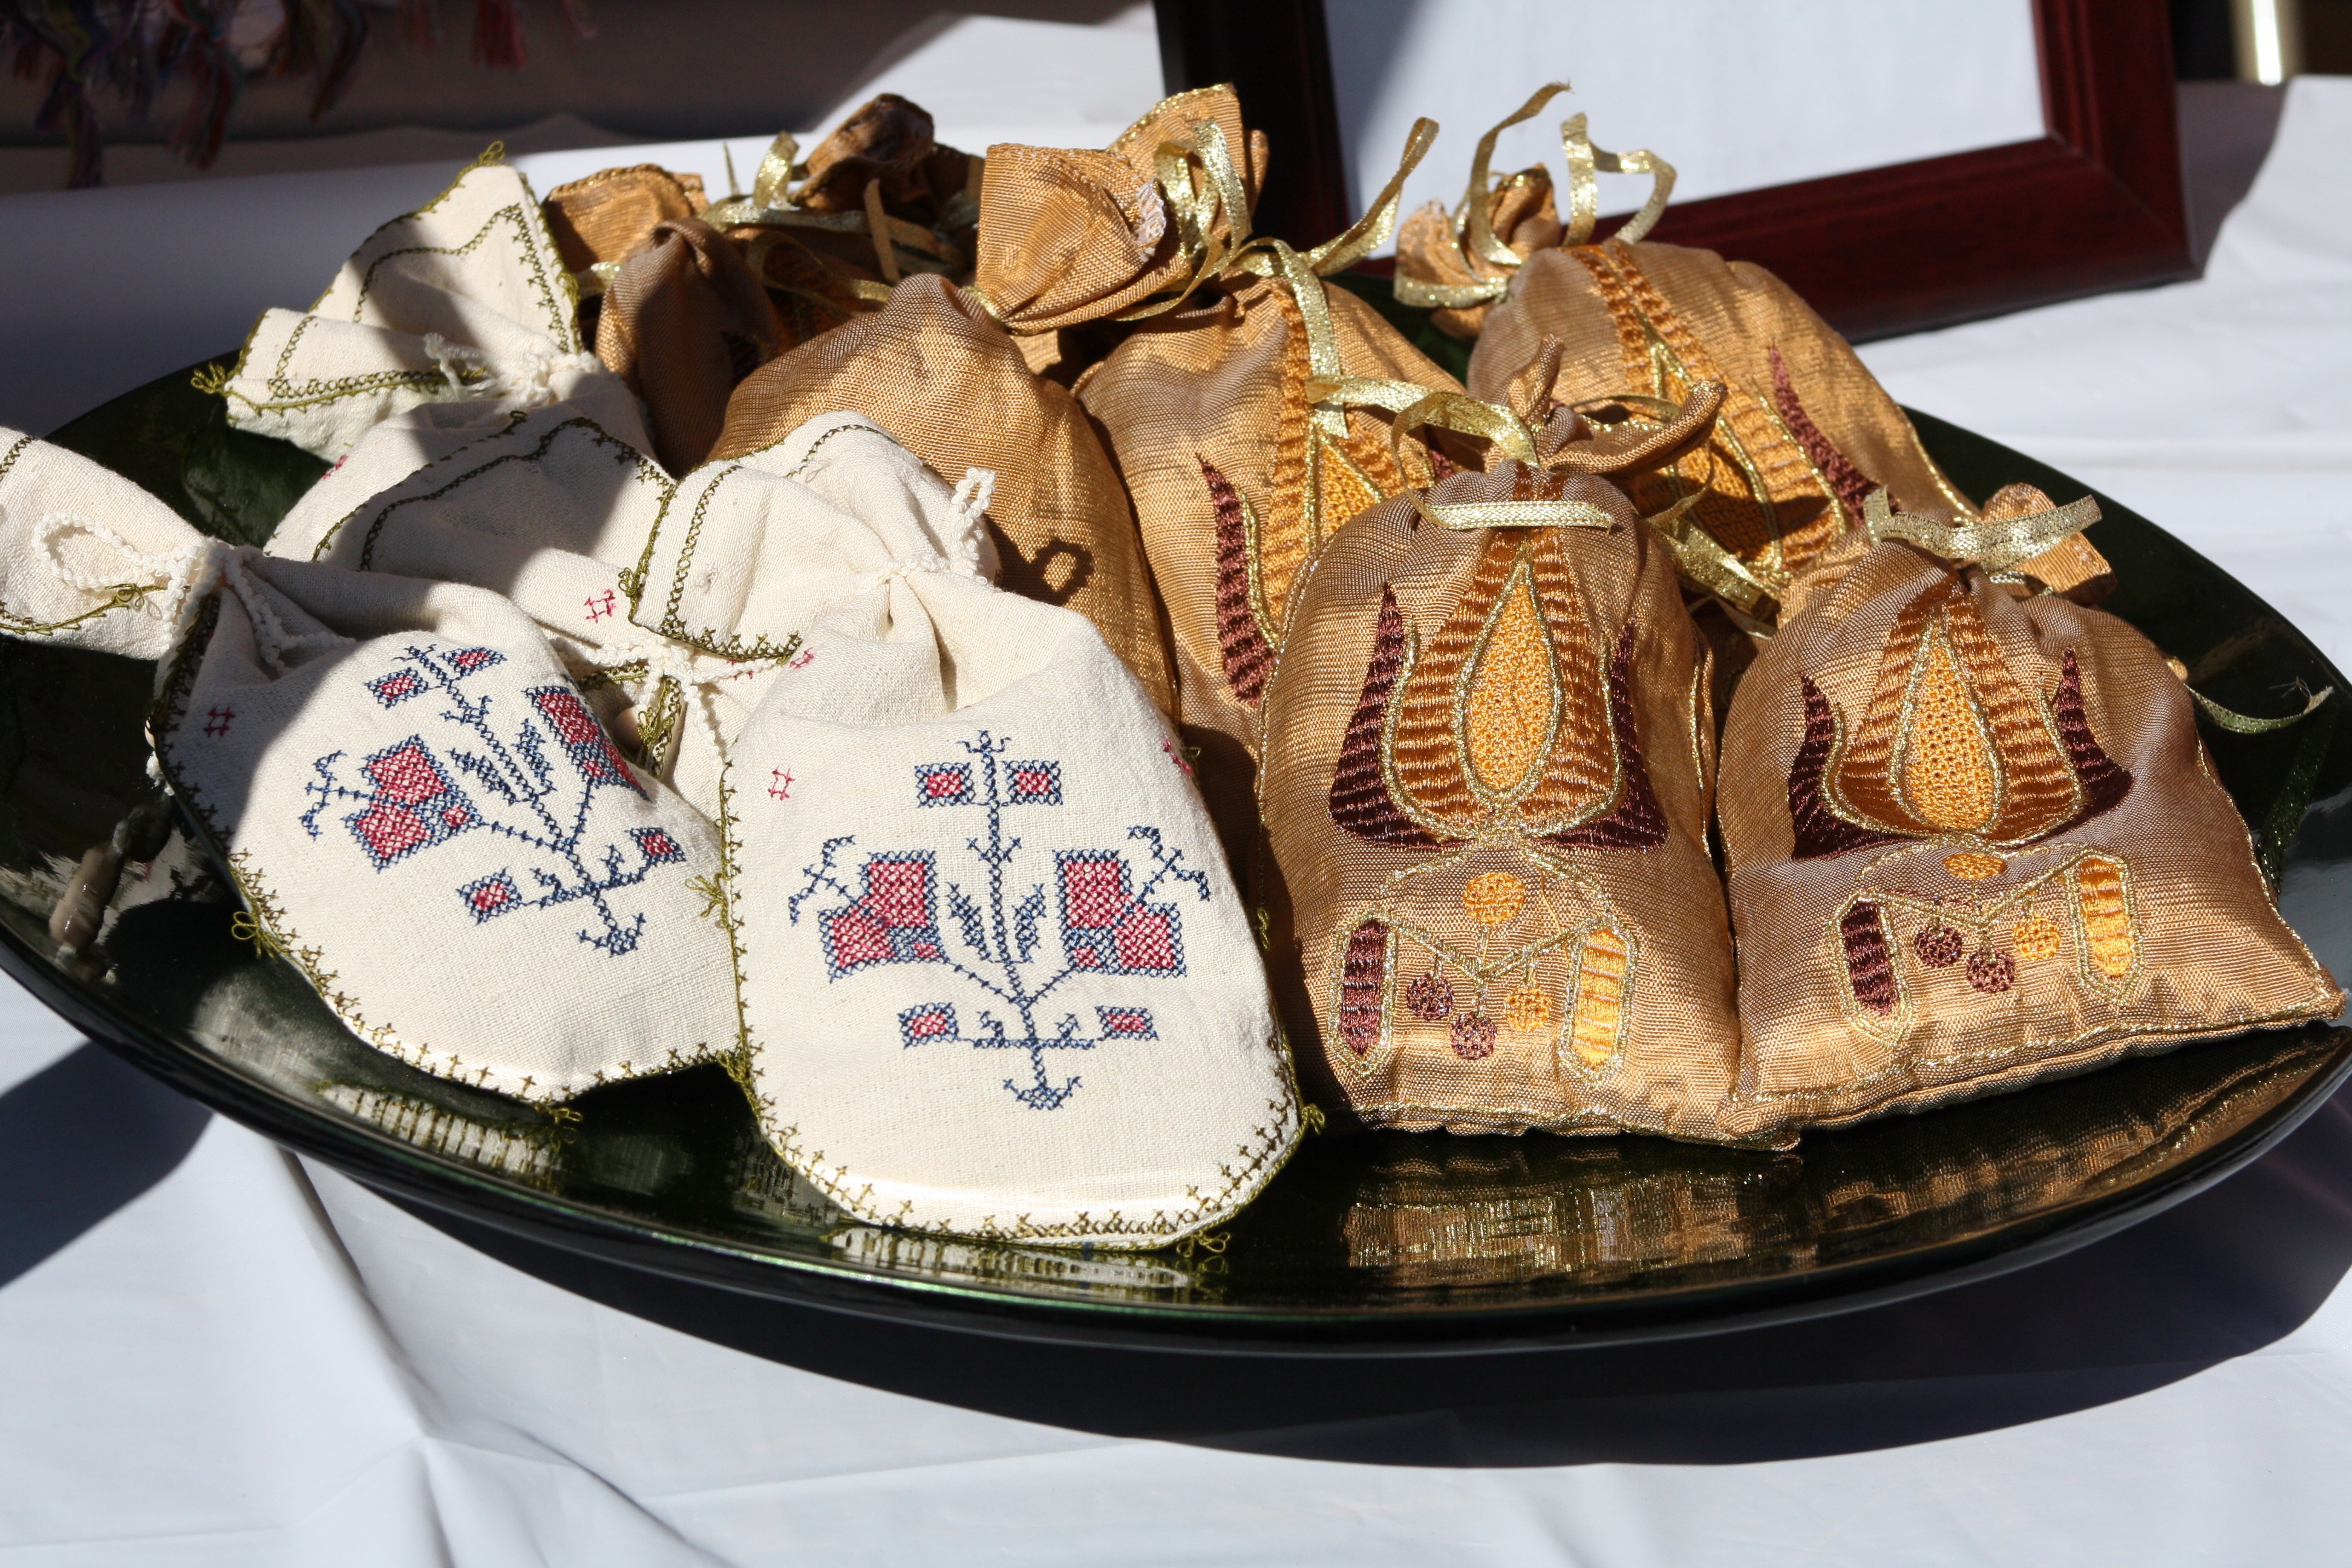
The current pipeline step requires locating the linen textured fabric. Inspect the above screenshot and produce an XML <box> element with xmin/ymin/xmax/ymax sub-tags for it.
<box><xmin>1469</xmin><ymin>240</ymin><xmax>2002</xmax><ymax>599</ymax></box>
<box><xmin>595</xmin><ymin>216</ymin><xmax>782</xmax><ymax>475</ymax></box>
<box><xmin>1717</xmin><ymin>523</ymin><xmax>2342</xmax><ymax>1135</ymax></box>
<box><xmin>217</xmin><ymin>157</ymin><xmax>650</xmax><ymax>472</ymax></box>
<box><xmin>0</xmin><ymin>430</ymin><xmax>737</xmax><ymax>1102</ymax></box>
<box><xmin>641</xmin><ymin>411</ymin><xmax>1302</xmax><ymax>1244</ymax></box>
<box><xmin>708</xmin><ymin>273</ymin><xmax>1175</xmax><ymax>715</ymax></box>
<box><xmin>290</xmin><ymin>404</ymin><xmax>768</xmax><ymax>820</ymax></box>
<box><xmin>1257</xmin><ymin>402</ymin><xmax>1744</xmax><ymax>1142</ymax></box>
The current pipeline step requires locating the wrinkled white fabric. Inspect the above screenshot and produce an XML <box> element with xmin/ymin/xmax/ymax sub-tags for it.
<box><xmin>220</xmin><ymin>160</ymin><xmax>650</xmax><ymax>471</ymax></box>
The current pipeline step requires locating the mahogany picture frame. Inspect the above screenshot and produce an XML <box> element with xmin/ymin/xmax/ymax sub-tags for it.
<box><xmin>1158</xmin><ymin>0</ymin><xmax>2196</xmax><ymax>341</ymax></box>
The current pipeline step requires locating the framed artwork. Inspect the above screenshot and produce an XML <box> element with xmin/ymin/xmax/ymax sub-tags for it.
<box><xmin>1158</xmin><ymin>0</ymin><xmax>2194</xmax><ymax>339</ymax></box>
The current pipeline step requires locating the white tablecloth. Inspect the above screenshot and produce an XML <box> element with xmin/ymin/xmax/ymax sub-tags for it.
<box><xmin>2</xmin><ymin>76</ymin><xmax>2349</xmax><ymax>1568</ymax></box>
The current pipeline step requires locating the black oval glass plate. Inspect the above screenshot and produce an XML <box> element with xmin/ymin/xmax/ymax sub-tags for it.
<box><xmin>7</xmin><ymin>348</ymin><xmax>2351</xmax><ymax>1357</ymax></box>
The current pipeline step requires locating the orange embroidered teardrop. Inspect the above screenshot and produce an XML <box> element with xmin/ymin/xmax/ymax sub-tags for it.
<box><xmin>1462</xmin><ymin>561</ymin><xmax>1558</xmax><ymax>802</ymax></box>
<box><xmin>1313</xmin><ymin>430</ymin><xmax>1386</xmax><ymax>538</ymax></box>
<box><xmin>1902</xmin><ymin>633</ymin><xmax>1998</xmax><ymax>832</ymax></box>
<box><xmin>1833</xmin><ymin>576</ymin><xmax>2080</xmax><ymax>845</ymax></box>
<box><xmin>1389</xmin><ymin>533</ymin><xmax>1613</xmax><ymax>837</ymax></box>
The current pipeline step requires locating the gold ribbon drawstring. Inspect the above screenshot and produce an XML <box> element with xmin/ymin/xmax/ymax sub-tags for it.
<box><xmin>2190</xmin><ymin>684</ymin><xmax>2334</xmax><ymax>733</ymax></box>
<box><xmin>1117</xmin><ymin>116</ymin><xmax>1440</xmax><ymax>437</ymax></box>
<box><xmin>1465</xmin><ymin>82</ymin><xmax>1573</xmax><ymax>270</ymax></box>
<box><xmin>1301</xmin><ymin>376</ymin><xmax>1769</xmax><ymax>609</ymax></box>
<box><xmin>1864</xmin><ymin>488</ymin><xmax>2102</xmax><ymax>575</ymax></box>
<box><xmin>1560</xmin><ymin>113</ymin><xmax>1674</xmax><ymax>246</ymax></box>
<box><xmin>1394</xmin><ymin>85</ymin><xmax>1676</xmax><ymax>310</ymax></box>
<box><xmin>699</xmin><ymin>127</ymin><xmax>962</xmax><ymax>300</ymax></box>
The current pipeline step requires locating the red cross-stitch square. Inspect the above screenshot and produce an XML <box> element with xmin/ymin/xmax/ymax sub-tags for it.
<box><xmin>866</xmin><ymin>858</ymin><xmax>932</xmax><ymax>928</ymax></box>
<box><xmin>1114</xmin><ymin>910</ymin><xmax>1178</xmax><ymax>972</ymax></box>
<box><xmin>823</xmin><ymin>906</ymin><xmax>893</xmax><ymax>970</ymax></box>
<box><xmin>364</xmin><ymin>744</ymin><xmax>446</xmax><ymax>806</ymax></box>
<box><xmin>354</xmin><ymin>803</ymin><xmax>429</xmax><ymax>863</ymax></box>
<box><xmin>1059</xmin><ymin>856</ymin><xmax>1127</xmax><ymax>929</ymax></box>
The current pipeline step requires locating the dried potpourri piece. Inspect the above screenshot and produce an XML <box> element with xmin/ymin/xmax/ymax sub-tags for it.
<box><xmin>1399</xmin><ymin>86</ymin><xmax>2111</xmax><ymax>613</ymax></box>
<box><xmin>1714</xmin><ymin>488</ymin><xmax>2340</xmax><ymax>1135</ymax></box>
<box><xmin>1257</xmin><ymin>379</ymin><xmax>1759</xmax><ymax>1143</ymax></box>
<box><xmin>0</xmin><ymin>429</ymin><xmax>736</xmax><ymax>1103</ymax></box>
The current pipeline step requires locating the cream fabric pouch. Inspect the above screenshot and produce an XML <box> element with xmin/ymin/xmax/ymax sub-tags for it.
<box><xmin>0</xmin><ymin>430</ymin><xmax>736</xmax><ymax>1102</ymax></box>
<box><xmin>221</xmin><ymin>156</ymin><xmax>650</xmax><ymax>474</ymax></box>
<box><xmin>635</xmin><ymin>416</ymin><xmax>1304</xmax><ymax>1244</ymax></box>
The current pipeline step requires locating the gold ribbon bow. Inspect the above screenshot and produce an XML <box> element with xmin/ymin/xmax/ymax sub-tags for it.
<box><xmin>1125</xmin><ymin>114</ymin><xmax>1439</xmax><ymax>437</ymax></box>
<box><xmin>699</xmin><ymin>129</ymin><xmax>962</xmax><ymax>302</ymax></box>
<box><xmin>1864</xmin><ymin>488</ymin><xmax>2102</xmax><ymax>575</ymax></box>
<box><xmin>1393</xmin><ymin>83</ymin><xmax>1676</xmax><ymax>311</ymax></box>
<box><xmin>1301</xmin><ymin>376</ymin><xmax>1768</xmax><ymax>613</ymax></box>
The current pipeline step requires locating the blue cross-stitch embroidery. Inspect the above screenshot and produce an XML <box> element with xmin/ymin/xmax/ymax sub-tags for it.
<box><xmin>788</xmin><ymin>730</ymin><xmax>1210</xmax><ymax>1109</ymax></box>
<box><xmin>299</xmin><ymin>642</ymin><xmax>678</xmax><ymax>955</ymax></box>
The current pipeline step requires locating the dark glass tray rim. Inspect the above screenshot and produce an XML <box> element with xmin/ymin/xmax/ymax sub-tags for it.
<box><xmin>8</xmin><ymin>361</ymin><xmax>2348</xmax><ymax>1357</ymax></box>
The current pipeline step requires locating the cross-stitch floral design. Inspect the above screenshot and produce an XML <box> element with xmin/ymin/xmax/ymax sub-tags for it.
<box><xmin>300</xmin><ymin>642</ymin><xmax>680</xmax><ymax>955</ymax></box>
<box><xmin>789</xmin><ymin>731</ymin><xmax>1210</xmax><ymax>1109</ymax></box>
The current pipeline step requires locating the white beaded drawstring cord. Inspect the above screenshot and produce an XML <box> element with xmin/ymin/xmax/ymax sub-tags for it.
<box><xmin>942</xmin><ymin>466</ymin><xmax>996</xmax><ymax>575</ymax></box>
<box><xmin>420</xmin><ymin>332</ymin><xmax>601</xmax><ymax>411</ymax></box>
<box><xmin>581</xmin><ymin>638</ymin><xmax>745</xmax><ymax>768</ymax></box>
<box><xmin>863</xmin><ymin>466</ymin><xmax>1001</xmax><ymax>593</ymax></box>
<box><xmin>34</xmin><ymin>510</ymin><xmax>345</xmax><ymax>679</ymax></box>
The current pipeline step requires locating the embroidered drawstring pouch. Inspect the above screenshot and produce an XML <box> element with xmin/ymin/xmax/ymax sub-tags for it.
<box><xmin>1395</xmin><ymin>87</ymin><xmax>2111</xmax><ymax>614</ymax></box>
<box><xmin>624</xmin><ymin>410</ymin><xmax>1303</xmax><ymax>1244</ymax></box>
<box><xmin>706</xmin><ymin>94</ymin><xmax>984</xmax><ymax>345</ymax></box>
<box><xmin>972</xmin><ymin>88</ymin><xmax>1462</xmax><ymax>871</ymax></box>
<box><xmin>217</xmin><ymin>151</ymin><xmax>655</xmax><ymax>547</ymax></box>
<box><xmin>1257</xmin><ymin>382</ymin><xmax>1753</xmax><ymax>1142</ymax></box>
<box><xmin>1714</xmin><ymin>488</ymin><xmax>2342</xmax><ymax>1137</ymax></box>
<box><xmin>0</xmin><ymin>430</ymin><xmax>737</xmax><ymax>1102</ymax></box>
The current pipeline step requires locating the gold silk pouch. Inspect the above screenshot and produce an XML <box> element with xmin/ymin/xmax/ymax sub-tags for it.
<box><xmin>706</xmin><ymin>272</ymin><xmax>1174</xmax><ymax>715</ymax></box>
<box><xmin>1402</xmin><ymin>87</ymin><xmax>2104</xmax><ymax>609</ymax></box>
<box><xmin>595</xmin><ymin>216</ymin><xmax>782</xmax><ymax>475</ymax></box>
<box><xmin>1716</xmin><ymin>491</ymin><xmax>2341</xmax><ymax>1137</ymax></box>
<box><xmin>1258</xmin><ymin>388</ymin><xmax>1754</xmax><ymax>1142</ymax></box>
<box><xmin>1044</xmin><ymin>93</ymin><xmax>1457</xmax><ymax>865</ymax></box>
<box><xmin>541</xmin><ymin>163</ymin><xmax>708</xmax><ymax>280</ymax></box>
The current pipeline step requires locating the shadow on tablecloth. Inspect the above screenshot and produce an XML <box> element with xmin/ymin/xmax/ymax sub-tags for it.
<box><xmin>0</xmin><ymin>1044</ymin><xmax>209</xmax><ymax>1288</ymax></box>
<box><xmin>401</xmin><ymin>1079</ymin><xmax>2352</xmax><ymax>1467</ymax></box>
